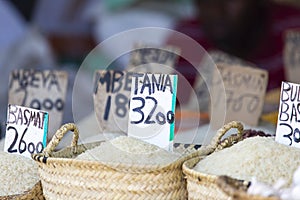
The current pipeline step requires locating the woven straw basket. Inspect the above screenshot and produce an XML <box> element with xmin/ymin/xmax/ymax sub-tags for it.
<box><xmin>32</xmin><ymin>123</ymin><xmax>210</xmax><ymax>200</ymax></box>
<box><xmin>0</xmin><ymin>181</ymin><xmax>44</xmax><ymax>200</ymax></box>
<box><xmin>182</xmin><ymin>121</ymin><xmax>279</xmax><ymax>200</ymax></box>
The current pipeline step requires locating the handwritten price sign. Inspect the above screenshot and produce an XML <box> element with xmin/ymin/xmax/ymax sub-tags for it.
<box><xmin>128</xmin><ymin>73</ymin><xmax>177</xmax><ymax>150</ymax></box>
<box><xmin>93</xmin><ymin>70</ymin><xmax>133</xmax><ymax>133</ymax></box>
<box><xmin>276</xmin><ymin>81</ymin><xmax>300</xmax><ymax>147</ymax></box>
<box><xmin>4</xmin><ymin>105</ymin><xmax>48</xmax><ymax>158</ymax></box>
<box><xmin>8</xmin><ymin>69</ymin><xmax>68</xmax><ymax>138</ymax></box>
<box><xmin>211</xmin><ymin>64</ymin><xmax>268</xmax><ymax>127</ymax></box>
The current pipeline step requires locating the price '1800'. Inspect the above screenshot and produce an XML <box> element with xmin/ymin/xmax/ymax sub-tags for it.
<box><xmin>130</xmin><ymin>96</ymin><xmax>175</xmax><ymax>125</ymax></box>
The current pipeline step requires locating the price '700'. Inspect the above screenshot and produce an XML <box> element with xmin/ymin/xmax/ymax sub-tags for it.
<box><xmin>130</xmin><ymin>96</ymin><xmax>174</xmax><ymax>125</ymax></box>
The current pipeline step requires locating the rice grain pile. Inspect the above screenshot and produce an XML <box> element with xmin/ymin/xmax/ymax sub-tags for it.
<box><xmin>194</xmin><ymin>136</ymin><xmax>300</xmax><ymax>186</ymax></box>
<box><xmin>0</xmin><ymin>151</ymin><xmax>39</xmax><ymax>196</ymax></box>
<box><xmin>76</xmin><ymin>136</ymin><xmax>181</xmax><ymax>165</ymax></box>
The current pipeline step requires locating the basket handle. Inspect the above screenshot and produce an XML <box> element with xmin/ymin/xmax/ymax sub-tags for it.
<box><xmin>209</xmin><ymin>121</ymin><xmax>244</xmax><ymax>151</ymax></box>
<box><xmin>43</xmin><ymin>123</ymin><xmax>79</xmax><ymax>157</ymax></box>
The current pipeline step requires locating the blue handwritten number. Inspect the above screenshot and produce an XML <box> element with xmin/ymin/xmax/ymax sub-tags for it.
<box><xmin>226</xmin><ymin>92</ymin><xmax>259</xmax><ymax>113</ymax></box>
<box><xmin>144</xmin><ymin>96</ymin><xmax>157</xmax><ymax>124</ymax></box>
<box><xmin>36</xmin><ymin>142</ymin><xmax>44</xmax><ymax>153</ymax></box>
<box><xmin>131</xmin><ymin>97</ymin><xmax>145</xmax><ymax>124</ymax></box>
<box><xmin>280</xmin><ymin>123</ymin><xmax>293</xmax><ymax>145</ymax></box>
<box><xmin>19</xmin><ymin>127</ymin><xmax>28</xmax><ymax>154</ymax></box>
<box><xmin>28</xmin><ymin>142</ymin><xmax>35</xmax><ymax>154</ymax></box>
<box><xmin>30</xmin><ymin>98</ymin><xmax>64</xmax><ymax>111</ymax></box>
<box><xmin>156</xmin><ymin>112</ymin><xmax>166</xmax><ymax>125</ymax></box>
<box><xmin>103</xmin><ymin>96</ymin><xmax>111</xmax><ymax>120</ymax></box>
<box><xmin>167</xmin><ymin>111</ymin><xmax>175</xmax><ymax>124</ymax></box>
<box><xmin>294</xmin><ymin>128</ymin><xmax>300</xmax><ymax>143</ymax></box>
<box><xmin>115</xmin><ymin>93</ymin><xmax>128</xmax><ymax>118</ymax></box>
<box><xmin>7</xmin><ymin>126</ymin><xmax>18</xmax><ymax>153</ymax></box>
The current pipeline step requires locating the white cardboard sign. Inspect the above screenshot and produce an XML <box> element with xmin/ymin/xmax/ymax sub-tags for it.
<box><xmin>8</xmin><ymin>69</ymin><xmax>68</xmax><ymax>138</ymax></box>
<box><xmin>128</xmin><ymin>73</ymin><xmax>177</xmax><ymax>150</ymax></box>
<box><xmin>276</xmin><ymin>81</ymin><xmax>300</xmax><ymax>147</ymax></box>
<box><xmin>93</xmin><ymin>70</ymin><xmax>133</xmax><ymax>133</ymax></box>
<box><xmin>4</xmin><ymin>104</ymin><xmax>48</xmax><ymax>158</ymax></box>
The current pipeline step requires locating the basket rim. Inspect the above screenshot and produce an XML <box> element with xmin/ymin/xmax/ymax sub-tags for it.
<box><xmin>32</xmin><ymin>138</ymin><xmax>210</xmax><ymax>173</ymax></box>
<box><xmin>32</xmin><ymin>144</ymin><xmax>199</xmax><ymax>173</ymax></box>
<box><xmin>182</xmin><ymin>156</ymin><xmax>220</xmax><ymax>182</ymax></box>
<box><xmin>32</xmin><ymin>121</ymin><xmax>241</xmax><ymax>174</ymax></box>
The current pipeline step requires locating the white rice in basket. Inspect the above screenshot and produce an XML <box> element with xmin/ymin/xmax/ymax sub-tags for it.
<box><xmin>76</xmin><ymin>136</ymin><xmax>180</xmax><ymax>165</ymax></box>
<box><xmin>0</xmin><ymin>151</ymin><xmax>39</xmax><ymax>196</ymax></box>
<box><xmin>194</xmin><ymin>136</ymin><xmax>300</xmax><ymax>186</ymax></box>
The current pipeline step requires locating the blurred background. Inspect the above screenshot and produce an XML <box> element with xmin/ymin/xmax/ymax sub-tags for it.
<box><xmin>1</xmin><ymin>0</ymin><xmax>300</xmax><ymax>141</ymax></box>
<box><xmin>0</xmin><ymin>0</ymin><xmax>194</xmax><ymax>139</ymax></box>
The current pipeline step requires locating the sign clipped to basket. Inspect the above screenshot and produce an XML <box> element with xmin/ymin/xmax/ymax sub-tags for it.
<box><xmin>128</xmin><ymin>73</ymin><xmax>177</xmax><ymax>151</ymax></box>
<box><xmin>276</xmin><ymin>81</ymin><xmax>300</xmax><ymax>148</ymax></box>
<box><xmin>93</xmin><ymin>70</ymin><xmax>133</xmax><ymax>133</ymax></box>
<box><xmin>211</xmin><ymin>64</ymin><xmax>268</xmax><ymax>128</ymax></box>
<box><xmin>8</xmin><ymin>69</ymin><xmax>68</xmax><ymax>138</ymax></box>
<box><xmin>128</xmin><ymin>43</ymin><xmax>180</xmax><ymax>74</ymax></box>
<box><xmin>4</xmin><ymin>104</ymin><xmax>48</xmax><ymax>158</ymax></box>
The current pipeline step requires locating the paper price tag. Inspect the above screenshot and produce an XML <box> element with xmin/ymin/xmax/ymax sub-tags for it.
<box><xmin>128</xmin><ymin>73</ymin><xmax>177</xmax><ymax>150</ymax></box>
<box><xmin>185</xmin><ymin>51</ymin><xmax>255</xmax><ymax>112</ymax></box>
<box><xmin>276</xmin><ymin>81</ymin><xmax>300</xmax><ymax>147</ymax></box>
<box><xmin>4</xmin><ymin>104</ymin><xmax>48</xmax><ymax>158</ymax></box>
<box><xmin>8</xmin><ymin>69</ymin><xmax>68</xmax><ymax>138</ymax></box>
<box><xmin>211</xmin><ymin>64</ymin><xmax>268</xmax><ymax>128</ymax></box>
<box><xmin>93</xmin><ymin>70</ymin><xmax>133</xmax><ymax>133</ymax></box>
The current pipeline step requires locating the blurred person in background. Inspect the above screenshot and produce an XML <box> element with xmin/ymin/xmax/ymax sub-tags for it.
<box><xmin>0</xmin><ymin>0</ymin><xmax>55</xmax><ymax>139</ymax></box>
<box><xmin>34</xmin><ymin>0</ymin><xmax>192</xmax><ymax>68</ymax></box>
<box><xmin>33</xmin><ymin>0</ymin><xmax>97</xmax><ymax>64</ymax></box>
<box><xmin>168</xmin><ymin>0</ymin><xmax>300</xmax><ymax>105</ymax></box>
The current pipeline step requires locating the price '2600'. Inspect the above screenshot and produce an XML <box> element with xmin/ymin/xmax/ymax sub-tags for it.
<box><xmin>6</xmin><ymin>126</ymin><xmax>44</xmax><ymax>154</ymax></box>
<box><xmin>130</xmin><ymin>96</ymin><xmax>174</xmax><ymax>125</ymax></box>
